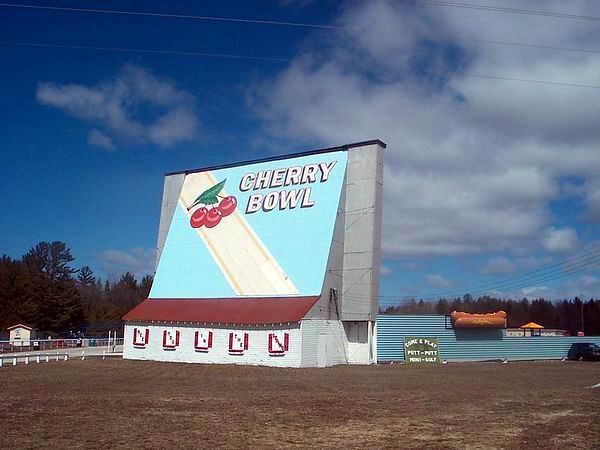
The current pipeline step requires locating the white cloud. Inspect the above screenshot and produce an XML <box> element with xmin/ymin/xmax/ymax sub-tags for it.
<box><xmin>37</xmin><ymin>64</ymin><xmax>198</xmax><ymax>149</ymax></box>
<box><xmin>148</xmin><ymin>107</ymin><xmax>199</xmax><ymax>148</ymax></box>
<box><xmin>481</xmin><ymin>255</ymin><xmax>555</xmax><ymax>276</ymax></box>
<box><xmin>400</xmin><ymin>261</ymin><xmax>423</xmax><ymax>271</ymax></box>
<box><xmin>426</xmin><ymin>274</ymin><xmax>453</xmax><ymax>289</ymax></box>
<box><xmin>541</xmin><ymin>227</ymin><xmax>579</xmax><ymax>254</ymax></box>
<box><xmin>584</xmin><ymin>179</ymin><xmax>600</xmax><ymax>222</ymax></box>
<box><xmin>95</xmin><ymin>247</ymin><xmax>156</xmax><ymax>279</ymax></box>
<box><xmin>513</xmin><ymin>285</ymin><xmax>556</xmax><ymax>300</ymax></box>
<box><xmin>556</xmin><ymin>273</ymin><xmax>600</xmax><ymax>300</ymax></box>
<box><xmin>253</xmin><ymin>0</ymin><xmax>600</xmax><ymax>259</ymax></box>
<box><xmin>380</xmin><ymin>265</ymin><xmax>392</xmax><ymax>276</ymax></box>
<box><xmin>481</xmin><ymin>256</ymin><xmax>514</xmax><ymax>276</ymax></box>
<box><xmin>492</xmin><ymin>271</ymin><xmax>600</xmax><ymax>300</ymax></box>
<box><xmin>87</xmin><ymin>129</ymin><xmax>115</xmax><ymax>151</ymax></box>
<box><xmin>579</xmin><ymin>274</ymin><xmax>600</xmax><ymax>289</ymax></box>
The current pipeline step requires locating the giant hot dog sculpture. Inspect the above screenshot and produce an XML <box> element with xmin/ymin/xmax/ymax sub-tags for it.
<box><xmin>450</xmin><ymin>311</ymin><xmax>507</xmax><ymax>328</ymax></box>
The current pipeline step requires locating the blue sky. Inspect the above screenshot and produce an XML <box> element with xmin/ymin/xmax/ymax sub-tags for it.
<box><xmin>1</xmin><ymin>0</ymin><xmax>327</xmax><ymax>271</ymax></box>
<box><xmin>1</xmin><ymin>0</ymin><xmax>599</xmax><ymax>303</ymax></box>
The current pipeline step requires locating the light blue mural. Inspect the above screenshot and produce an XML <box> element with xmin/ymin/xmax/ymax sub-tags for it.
<box><xmin>150</xmin><ymin>150</ymin><xmax>348</xmax><ymax>298</ymax></box>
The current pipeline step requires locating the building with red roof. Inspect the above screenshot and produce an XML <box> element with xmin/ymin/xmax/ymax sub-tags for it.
<box><xmin>123</xmin><ymin>140</ymin><xmax>385</xmax><ymax>367</ymax></box>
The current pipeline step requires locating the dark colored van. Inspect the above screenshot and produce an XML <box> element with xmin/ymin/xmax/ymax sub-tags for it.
<box><xmin>568</xmin><ymin>343</ymin><xmax>600</xmax><ymax>361</ymax></box>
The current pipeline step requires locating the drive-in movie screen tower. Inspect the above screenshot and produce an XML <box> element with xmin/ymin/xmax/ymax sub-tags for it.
<box><xmin>123</xmin><ymin>140</ymin><xmax>385</xmax><ymax>367</ymax></box>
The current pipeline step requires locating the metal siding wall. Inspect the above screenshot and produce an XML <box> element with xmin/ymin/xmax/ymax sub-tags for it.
<box><xmin>155</xmin><ymin>174</ymin><xmax>185</xmax><ymax>271</ymax></box>
<box><xmin>377</xmin><ymin>315</ymin><xmax>600</xmax><ymax>362</ymax></box>
<box><xmin>305</xmin><ymin>176</ymin><xmax>346</xmax><ymax>321</ymax></box>
<box><xmin>341</xmin><ymin>144</ymin><xmax>384</xmax><ymax>321</ymax></box>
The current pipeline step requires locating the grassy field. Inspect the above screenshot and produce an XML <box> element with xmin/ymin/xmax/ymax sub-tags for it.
<box><xmin>0</xmin><ymin>359</ymin><xmax>599</xmax><ymax>449</ymax></box>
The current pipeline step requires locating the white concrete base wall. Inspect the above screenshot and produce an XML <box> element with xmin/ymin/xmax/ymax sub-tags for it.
<box><xmin>344</xmin><ymin>321</ymin><xmax>369</xmax><ymax>364</ymax></box>
<box><xmin>300</xmin><ymin>319</ymin><xmax>349</xmax><ymax>367</ymax></box>
<box><xmin>124</xmin><ymin>319</ymin><xmax>376</xmax><ymax>368</ymax></box>
<box><xmin>123</xmin><ymin>323</ymin><xmax>302</xmax><ymax>368</ymax></box>
<box><xmin>344</xmin><ymin>320</ymin><xmax>377</xmax><ymax>364</ymax></box>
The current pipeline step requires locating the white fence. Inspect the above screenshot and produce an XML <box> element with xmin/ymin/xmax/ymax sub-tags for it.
<box><xmin>0</xmin><ymin>350</ymin><xmax>123</xmax><ymax>367</ymax></box>
<box><xmin>0</xmin><ymin>336</ymin><xmax>124</xmax><ymax>353</ymax></box>
<box><xmin>0</xmin><ymin>352</ymin><xmax>70</xmax><ymax>367</ymax></box>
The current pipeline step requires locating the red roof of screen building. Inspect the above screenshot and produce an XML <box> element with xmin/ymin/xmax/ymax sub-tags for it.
<box><xmin>122</xmin><ymin>296</ymin><xmax>320</xmax><ymax>325</ymax></box>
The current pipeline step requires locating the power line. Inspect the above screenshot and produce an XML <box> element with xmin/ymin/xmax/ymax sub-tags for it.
<box><xmin>374</xmin><ymin>259</ymin><xmax>600</xmax><ymax>304</ymax></box>
<box><xmin>337</xmin><ymin>253</ymin><xmax>600</xmax><ymax>304</ymax></box>
<box><xmin>5</xmin><ymin>1</ymin><xmax>600</xmax><ymax>25</ymax></box>
<box><xmin>394</xmin><ymin>259</ymin><xmax>600</xmax><ymax>302</ymax></box>
<box><xmin>442</xmin><ymin>36</ymin><xmax>600</xmax><ymax>56</ymax></box>
<box><xmin>419</xmin><ymin>258</ymin><xmax>600</xmax><ymax>301</ymax></box>
<box><xmin>346</xmin><ymin>253</ymin><xmax>599</xmax><ymax>304</ymax></box>
<box><xmin>460</xmin><ymin>73</ymin><xmax>600</xmax><ymax>89</ymax></box>
<box><xmin>408</xmin><ymin>0</ymin><xmax>600</xmax><ymax>22</ymax></box>
<box><xmin>442</xmin><ymin>258</ymin><xmax>600</xmax><ymax>299</ymax></box>
<box><xmin>2</xmin><ymin>40</ymin><xmax>600</xmax><ymax>90</ymax></box>
<box><xmin>2</xmin><ymin>2</ymin><xmax>600</xmax><ymax>56</ymax></box>
<box><xmin>0</xmin><ymin>2</ymin><xmax>341</xmax><ymax>28</ymax></box>
<box><xmin>369</xmin><ymin>246</ymin><xmax>600</xmax><ymax>302</ymax></box>
<box><xmin>423</xmin><ymin>258</ymin><xmax>600</xmax><ymax>301</ymax></box>
<box><xmin>0</xmin><ymin>40</ymin><xmax>292</xmax><ymax>62</ymax></box>
<box><xmin>398</xmin><ymin>247</ymin><xmax>600</xmax><ymax>300</ymax></box>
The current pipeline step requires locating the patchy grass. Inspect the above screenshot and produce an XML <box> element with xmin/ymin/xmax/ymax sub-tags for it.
<box><xmin>0</xmin><ymin>359</ymin><xmax>599</xmax><ymax>449</ymax></box>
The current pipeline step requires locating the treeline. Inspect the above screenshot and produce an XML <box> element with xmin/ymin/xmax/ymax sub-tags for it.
<box><xmin>0</xmin><ymin>241</ymin><xmax>151</xmax><ymax>335</ymax></box>
<box><xmin>381</xmin><ymin>295</ymin><xmax>600</xmax><ymax>335</ymax></box>
<box><xmin>2</xmin><ymin>241</ymin><xmax>599</xmax><ymax>336</ymax></box>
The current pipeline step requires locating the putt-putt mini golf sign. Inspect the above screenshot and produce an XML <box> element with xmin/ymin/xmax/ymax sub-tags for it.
<box><xmin>403</xmin><ymin>337</ymin><xmax>440</xmax><ymax>364</ymax></box>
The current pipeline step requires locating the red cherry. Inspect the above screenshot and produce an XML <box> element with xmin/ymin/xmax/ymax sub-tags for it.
<box><xmin>205</xmin><ymin>208</ymin><xmax>222</xmax><ymax>228</ymax></box>
<box><xmin>218</xmin><ymin>196</ymin><xmax>237</xmax><ymax>217</ymax></box>
<box><xmin>190</xmin><ymin>207</ymin><xmax>208</xmax><ymax>228</ymax></box>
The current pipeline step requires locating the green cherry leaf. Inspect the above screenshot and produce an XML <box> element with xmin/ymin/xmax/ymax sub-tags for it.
<box><xmin>190</xmin><ymin>179</ymin><xmax>226</xmax><ymax>208</ymax></box>
<box><xmin>202</xmin><ymin>194</ymin><xmax>219</xmax><ymax>205</ymax></box>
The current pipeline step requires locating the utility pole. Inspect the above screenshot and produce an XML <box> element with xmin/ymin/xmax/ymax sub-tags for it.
<box><xmin>580</xmin><ymin>295</ymin><xmax>585</xmax><ymax>334</ymax></box>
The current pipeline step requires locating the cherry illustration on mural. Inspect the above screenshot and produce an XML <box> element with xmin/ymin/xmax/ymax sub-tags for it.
<box><xmin>187</xmin><ymin>179</ymin><xmax>237</xmax><ymax>229</ymax></box>
<box><xmin>190</xmin><ymin>207</ymin><xmax>209</xmax><ymax>228</ymax></box>
<box><xmin>218</xmin><ymin>196</ymin><xmax>237</xmax><ymax>216</ymax></box>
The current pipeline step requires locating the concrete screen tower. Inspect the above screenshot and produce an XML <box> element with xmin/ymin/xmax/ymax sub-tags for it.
<box><xmin>123</xmin><ymin>140</ymin><xmax>385</xmax><ymax>367</ymax></box>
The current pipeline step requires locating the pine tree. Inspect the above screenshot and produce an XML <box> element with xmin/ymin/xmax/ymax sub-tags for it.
<box><xmin>23</xmin><ymin>241</ymin><xmax>77</xmax><ymax>282</ymax></box>
<box><xmin>77</xmin><ymin>266</ymin><xmax>96</xmax><ymax>285</ymax></box>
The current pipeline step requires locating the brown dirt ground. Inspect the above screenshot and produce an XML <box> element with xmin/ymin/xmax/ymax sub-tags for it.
<box><xmin>0</xmin><ymin>359</ymin><xmax>598</xmax><ymax>449</ymax></box>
